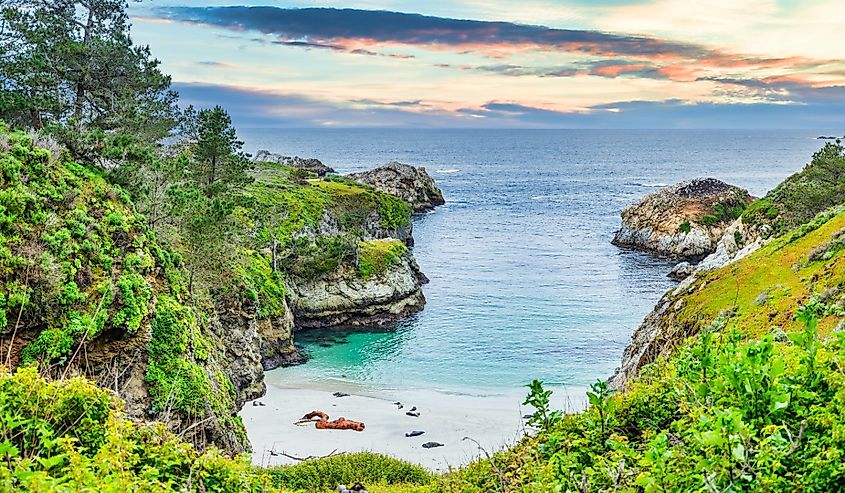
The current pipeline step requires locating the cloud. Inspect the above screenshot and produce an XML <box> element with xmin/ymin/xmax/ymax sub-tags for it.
<box><xmin>174</xmin><ymin>81</ymin><xmax>845</xmax><ymax>129</ymax></box>
<box><xmin>152</xmin><ymin>5</ymin><xmax>825</xmax><ymax>70</ymax></box>
<box><xmin>196</xmin><ymin>60</ymin><xmax>237</xmax><ymax>68</ymax></box>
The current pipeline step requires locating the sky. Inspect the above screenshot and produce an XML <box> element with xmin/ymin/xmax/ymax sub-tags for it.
<box><xmin>131</xmin><ymin>0</ymin><xmax>845</xmax><ymax>128</ymax></box>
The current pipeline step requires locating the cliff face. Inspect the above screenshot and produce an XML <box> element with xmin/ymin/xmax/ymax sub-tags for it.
<box><xmin>0</xmin><ymin>132</ymin><xmax>437</xmax><ymax>456</ymax></box>
<box><xmin>612</xmin><ymin>178</ymin><xmax>754</xmax><ymax>259</ymax></box>
<box><xmin>611</xmin><ymin>206</ymin><xmax>845</xmax><ymax>389</ymax></box>
<box><xmin>0</xmin><ymin>130</ymin><xmax>268</xmax><ymax>453</ymax></box>
<box><xmin>349</xmin><ymin>161</ymin><xmax>445</xmax><ymax>213</ymax></box>
<box><xmin>288</xmin><ymin>242</ymin><xmax>428</xmax><ymax>328</ymax></box>
<box><xmin>245</xmin><ymin>168</ymin><xmax>427</xmax><ymax>330</ymax></box>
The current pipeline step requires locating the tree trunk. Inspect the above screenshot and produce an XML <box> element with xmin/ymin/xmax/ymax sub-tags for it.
<box><xmin>207</xmin><ymin>154</ymin><xmax>217</xmax><ymax>196</ymax></box>
<box><xmin>29</xmin><ymin>107</ymin><xmax>43</xmax><ymax>130</ymax></box>
<box><xmin>73</xmin><ymin>4</ymin><xmax>95</xmax><ymax>123</ymax></box>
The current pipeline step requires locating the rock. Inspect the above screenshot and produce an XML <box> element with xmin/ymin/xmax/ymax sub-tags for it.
<box><xmin>694</xmin><ymin>217</ymin><xmax>769</xmax><ymax>272</ymax></box>
<box><xmin>612</xmin><ymin>178</ymin><xmax>754</xmax><ymax>259</ymax></box>
<box><xmin>409</xmin><ymin>406</ymin><xmax>417</xmax><ymax>412</ymax></box>
<box><xmin>406</xmin><ymin>411</ymin><xmax>420</xmax><ymax>417</ymax></box>
<box><xmin>287</xmin><ymin>253</ymin><xmax>428</xmax><ymax>329</ymax></box>
<box><xmin>333</xmin><ymin>392</ymin><xmax>350</xmax><ymax>398</ymax></box>
<box><xmin>422</xmin><ymin>441</ymin><xmax>444</xmax><ymax>449</ymax></box>
<box><xmin>254</xmin><ymin>150</ymin><xmax>335</xmax><ymax>176</ymax></box>
<box><xmin>316</xmin><ymin>207</ymin><xmax>414</xmax><ymax>247</ymax></box>
<box><xmin>668</xmin><ymin>261</ymin><xmax>694</xmax><ymax>280</ymax></box>
<box><xmin>349</xmin><ymin>161</ymin><xmax>445</xmax><ymax>213</ymax></box>
<box><xmin>405</xmin><ymin>430</ymin><xmax>425</xmax><ymax>437</ymax></box>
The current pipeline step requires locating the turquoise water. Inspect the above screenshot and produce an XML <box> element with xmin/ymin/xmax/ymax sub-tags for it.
<box><xmin>240</xmin><ymin>129</ymin><xmax>830</xmax><ymax>394</ymax></box>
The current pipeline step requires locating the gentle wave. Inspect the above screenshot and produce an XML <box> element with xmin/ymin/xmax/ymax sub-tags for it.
<box><xmin>435</xmin><ymin>168</ymin><xmax>461</xmax><ymax>174</ymax></box>
<box><xmin>626</xmin><ymin>181</ymin><xmax>668</xmax><ymax>188</ymax></box>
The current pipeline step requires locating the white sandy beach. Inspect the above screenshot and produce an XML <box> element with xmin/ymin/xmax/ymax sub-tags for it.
<box><xmin>241</xmin><ymin>371</ymin><xmax>588</xmax><ymax>471</ymax></box>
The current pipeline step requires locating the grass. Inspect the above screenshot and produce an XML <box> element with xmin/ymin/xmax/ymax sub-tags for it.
<box><xmin>358</xmin><ymin>239</ymin><xmax>408</xmax><ymax>279</ymax></box>
<box><xmin>676</xmin><ymin>208</ymin><xmax>845</xmax><ymax>339</ymax></box>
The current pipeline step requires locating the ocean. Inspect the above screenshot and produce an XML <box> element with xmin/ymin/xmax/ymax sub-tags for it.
<box><xmin>239</xmin><ymin>129</ymin><xmax>829</xmax><ymax>396</ymax></box>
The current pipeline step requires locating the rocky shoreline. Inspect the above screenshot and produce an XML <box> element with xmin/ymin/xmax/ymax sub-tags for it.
<box><xmin>609</xmin><ymin>177</ymin><xmax>771</xmax><ymax>389</ymax></box>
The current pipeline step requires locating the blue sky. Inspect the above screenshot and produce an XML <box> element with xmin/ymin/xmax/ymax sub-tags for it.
<box><xmin>131</xmin><ymin>1</ymin><xmax>845</xmax><ymax>128</ymax></box>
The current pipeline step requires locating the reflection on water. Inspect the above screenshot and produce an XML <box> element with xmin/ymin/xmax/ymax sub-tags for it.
<box><xmin>245</xmin><ymin>129</ymin><xmax>827</xmax><ymax>394</ymax></box>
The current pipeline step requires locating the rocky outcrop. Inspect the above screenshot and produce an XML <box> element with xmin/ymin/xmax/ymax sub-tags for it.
<box><xmin>693</xmin><ymin>218</ymin><xmax>770</xmax><ymax>272</ymax></box>
<box><xmin>349</xmin><ymin>161</ymin><xmax>445</xmax><ymax>213</ymax></box>
<box><xmin>287</xmin><ymin>253</ymin><xmax>428</xmax><ymax>329</ymax></box>
<box><xmin>613</xmin><ymin>178</ymin><xmax>754</xmax><ymax>259</ymax></box>
<box><xmin>254</xmin><ymin>150</ymin><xmax>335</xmax><ymax>176</ymax></box>
<box><xmin>609</xmin><ymin>275</ymin><xmax>697</xmax><ymax>390</ymax></box>
<box><xmin>668</xmin><ymin>217</ymin><xmax>773</xmax><ymax>279</ymax></box>
<box><xmin>315</xmin><ymin>208</ymin><xmax>414</xmax><ymax>247</ymax></box>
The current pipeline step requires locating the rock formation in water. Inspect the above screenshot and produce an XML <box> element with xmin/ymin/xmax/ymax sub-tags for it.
<box><xmin>254</xmin><ymin>150</ymin><xmax>335</xmax><ymax>176</ymax></box>
<box><xmin>287</xmin><ymin>245</ymin><xmax>428</xmax><ymax>328</ymax></box>
<box><xmin>349</xmin><ymin>161</ymin><xmax>445</xmax><ymax>213</ymax></box>
<box><xmin>612</xmin><ymin>178</ymin><xmax>754</xmax><ymax>259</ymax></box>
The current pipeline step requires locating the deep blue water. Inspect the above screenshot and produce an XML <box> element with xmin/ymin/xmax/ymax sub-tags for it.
<box><xmin>239</xmin><ymin>129</ymin><xmax>831</xmax><ymax>394</ymax></box>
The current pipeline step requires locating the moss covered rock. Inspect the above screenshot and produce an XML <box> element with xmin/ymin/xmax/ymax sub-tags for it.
<box><xmin>287</xmin><ymin>239</ymin><xmax>427</xmax><ymax>329</ymax></box>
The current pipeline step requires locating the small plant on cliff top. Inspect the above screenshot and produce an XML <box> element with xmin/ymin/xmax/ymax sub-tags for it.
<box><xmin>679</xmin><ymin>221</ymin><xmax>691</xmax><ymax>234</ymax></box>
<box><xmin>523</xmin><ymin>379</ymin><xmax>562</xmax><ymax>432</ymax></box>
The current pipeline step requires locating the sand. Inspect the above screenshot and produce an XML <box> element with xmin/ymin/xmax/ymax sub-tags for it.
<box><xmin>241</xmin><ymin>373</ymin><xmax>588</xmax><ymax>471</ymax></box>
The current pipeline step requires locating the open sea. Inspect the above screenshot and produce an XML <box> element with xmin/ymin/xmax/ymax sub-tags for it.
<box><xmin>239</xmin><ymin>129</ymin><xmax>832</xmax><ymax>396</ymax></box>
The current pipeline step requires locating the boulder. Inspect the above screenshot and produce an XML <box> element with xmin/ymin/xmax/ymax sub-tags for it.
<box><xmin>613</xmin><ymin>178</ymin><xmax>754</xmax><ymax>259</ymax></box>
<box><xmin>667</xmin><ymin>261</ymin><xmax>694</xmax><ymax>280</ymax></box>
<box><xmin>349</xmin><ymin>161</ymin><xmax>445</xmax><ymax>213</ymax></box>
<box><xmin>254</xmin><ymin>150</ymin><xmax>335</xmax><ymax>176</ymax></box>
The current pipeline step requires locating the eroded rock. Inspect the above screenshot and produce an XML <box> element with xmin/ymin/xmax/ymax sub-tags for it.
<box><xmin>254</xmin><ymin>150</ymin><xmax>335</xmax><ymax>176</ymax></box>
<box><xmin>613</xmin><ymin>178</ymin><xmax>754</xmax><ymax>259</ymax></box>
<box><xmin>349</xmin><ymin>161</ymin><xmax>445</xmax><ymax>213</ymax></box>
<box><xmin>287</xmin><ymin>253</ymin><xmax>428</xmax><ymax>329</ymax></box>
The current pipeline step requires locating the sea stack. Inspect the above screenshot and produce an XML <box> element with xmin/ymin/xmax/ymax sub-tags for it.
<box><xmin>612</xmin><ymin>178</ymin><xmax>754</xmax><ymax>259</ymax></box>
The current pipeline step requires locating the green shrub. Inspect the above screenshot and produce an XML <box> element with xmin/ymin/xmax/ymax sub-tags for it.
<box><xmin>269</xmin><ymin>452</ymin><xmax>432</xmax><ymax>491</ymax></box>
<box><xmin>743</xmin><ymin>142</ymin><xmax>845</xmax><ymax>236</ymax></box>
<box><xmin>0</xmin><ymin>368</ymin><xmax>277</xmax><ymax>492</ymax></box>
<box><xmin>358</xmin><ymin>239</ymin><xmax>407</xmax><ymax>279</ymax></box>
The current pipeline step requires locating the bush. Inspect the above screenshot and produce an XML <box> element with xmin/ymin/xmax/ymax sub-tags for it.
<box><xmin>358</xmin><ymin>239</ymin><xmax>407</xmax><ymax>279</ymax></box>
<box><xmin>0</xmin><ymin>368</ymin><xmax>276</xmax><ymax>492</ymax></box>
<box><xmin>269</xmin><ymin>452</ymin><xmax>433</xmax><ymax>491</ymax></box>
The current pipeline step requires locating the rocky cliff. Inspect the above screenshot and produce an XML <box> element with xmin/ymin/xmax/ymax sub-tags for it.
<box><xmin>287</xmin><ymin>241</ymin><xmax>428</xmax><ymax>328</ymax></box>
<box><xmin>0</xmin><ymin>130</ymin><xmax>275</xmax><ymax>454</ymax></box>
<box><xmin>254</xmin><ymin>150</ymin><xmax>335</xmax><ymax>176</ymax></box>
<box><xmin>349</xmin><ymin>161</ymin><xmax>445</xmax><ymax>213</ymax></box>
<box><xmin>612</xmin><ymin>178</ymin><xmax>754</xmax><ymax>259</ymax></box>
<box><xmin>611</xmin><ymin>206</ymin><xmax>845</xmax><ymax>390</ymax></box>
